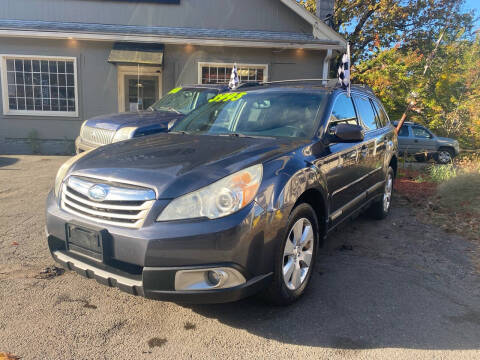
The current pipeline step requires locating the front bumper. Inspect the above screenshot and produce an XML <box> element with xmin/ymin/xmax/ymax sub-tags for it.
<box><xmin>50</xmin><ymin>248</ymin><xmax>272</xmax><ymax>303</ymax></box>
<box><xmin>46</xmin><ymin>190</ymin><xmax>281</xmax><ymax>303</ymax></box>
<box><xmin>75</xmin><ymin>136</ymin><xmax>99</xmax><ymax>154</ymax></box>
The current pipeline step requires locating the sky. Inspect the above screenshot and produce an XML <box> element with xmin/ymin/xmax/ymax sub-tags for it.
<box><xmin>463</xmin><ymin>0</ymin><xmax>480</xmax><ymax>27</ymax></box>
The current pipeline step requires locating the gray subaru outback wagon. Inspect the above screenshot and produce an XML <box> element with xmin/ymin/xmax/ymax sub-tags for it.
<box><xmin>46</xmin><ymin>81</ymin><xmax>398</xmax><ymax>304</ymax></box>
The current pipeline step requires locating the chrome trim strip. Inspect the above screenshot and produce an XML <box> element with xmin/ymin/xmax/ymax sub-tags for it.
<box><xmin>63</xmin><ymin>189</ymin><xmax>152</xmax><ymax>211</ymax></box>
<box><xmin>61</xmin><ymin>203</ymin><xmax>144</xmax><ymax>228</ymax></box>
<box><xmin>367</xmin><ymin>180</ymin><xmax>385</xmax><ymax>196</ymax></box>
<box><xmin>329</xmin><ymin>180</ymin><xmax>386</xmax><ymax>222</ymax></box>
<box><xmin>331</xmin><ymin>167</ymin><xmax>382</xmax><ymax>197</ymax></box>
<box><xmin>67</xmin><ymin>176</ymin><xmax>156</xmax><ymax>202</ymax></box>
<box><xmin>53</xmin><ymin>251</ymin><xmax>143</xmax><ymax>288</ymax></box>
<box><xmin>62</xmin><ymin>197</ymin><xmax>150</xmax><ymax>220</ymax></box>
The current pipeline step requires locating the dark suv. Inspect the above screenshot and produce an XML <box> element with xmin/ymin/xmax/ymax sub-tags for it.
<box><xmin>46</xmin><ymin>81</ymin><xmax>398</xmax><ymax>304</ymax></box>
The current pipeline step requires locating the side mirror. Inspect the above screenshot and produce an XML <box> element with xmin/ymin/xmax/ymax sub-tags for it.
<box><xmin>331</xmin><ymin>123</ymin><xmax>364</xmax><ymax>143</ymax></box>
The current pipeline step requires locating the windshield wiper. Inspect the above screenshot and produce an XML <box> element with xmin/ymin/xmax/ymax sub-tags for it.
<box><xmin>169</xmin><ymin>130</ymin><xmax>190</xmax><ymax>135</ymax></box>
<box><xmin>217</xmin><ymin>133</ymin><xmax>273</xmax><ymax>139</ymax></box>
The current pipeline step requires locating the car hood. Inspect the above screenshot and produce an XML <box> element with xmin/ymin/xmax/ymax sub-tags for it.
<box><xmin>68</xmin><ymin>133</ymin><xmax>307</xmax><ymax>199</ymax></box>
<box><xmin>436</xmin><ymin>136</ymin><xmax>457</xmax><ymax>144</ymax></box>
<box><xmin>85</xmin><ymin>111</ymin><xmax>184</xmax><ymax>131</ymax></box>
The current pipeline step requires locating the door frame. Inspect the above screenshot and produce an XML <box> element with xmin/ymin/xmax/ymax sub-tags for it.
<box><xmin>117</xmin><ymin>65</ymin><xmax>162</xmax><ymax>113</ymax></box>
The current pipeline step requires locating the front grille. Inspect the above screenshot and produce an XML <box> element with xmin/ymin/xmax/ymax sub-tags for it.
<box><xmin>80</xmin><ymin>126</ymin><xmax>115</xmax><ymax>146</ymax></box>
<box><xmin>61</xmin><ymin>176</ymin><xmax>156</xmax><ymax>229</ymax></box>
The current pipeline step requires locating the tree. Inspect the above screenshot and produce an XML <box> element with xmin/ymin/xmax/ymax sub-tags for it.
<box><xmin>353</xmin><ymin>34</ymin><xmax>480</xmax><ymax>148</ymax></box>
<box><xmin>298</xmin><ymin>0</ymin><xmax>475</xmax><ymax>64</ymax></box>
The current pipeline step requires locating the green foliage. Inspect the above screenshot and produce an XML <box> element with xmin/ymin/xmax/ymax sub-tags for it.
<box><xmin>298</xmin><ymin>0</ymin><xmax>479</xmax><ymax>148</ymax></box>
<box><xmin>427</xmin><ymin>164</ymin><xmax>457</xmax><ymax>183</ymax></box>
<box><xmin>353</xmin><ymin>35</ymin><xmax>480</xmax><ymax>148</ymax></box>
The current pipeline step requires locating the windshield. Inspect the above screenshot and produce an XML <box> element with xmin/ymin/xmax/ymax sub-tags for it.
<box><xmin>172</xmin><ymin>91</ymin><xmax>325</xmax><ymax>138</ymax></box>
<box><xmin>150</xmin><ymin>88</ymin><xmax>219</xmax><ymax>114</ymax></box>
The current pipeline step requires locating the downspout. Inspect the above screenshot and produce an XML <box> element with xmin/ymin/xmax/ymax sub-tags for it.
<box><xmin>322</xmin><ymin>48</ymin><xmax>333</xmax><ymax>84</ymax></box>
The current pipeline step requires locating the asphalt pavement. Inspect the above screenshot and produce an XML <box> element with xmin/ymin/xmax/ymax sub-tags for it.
<box><xmin>1</xmin><ymin>155</ymin><xmax>479</xmax><ymax>360</ymax></box>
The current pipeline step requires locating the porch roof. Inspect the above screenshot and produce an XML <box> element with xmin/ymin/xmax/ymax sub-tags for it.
<box><xmin>0</xmin><ymin>19</ymin><xmax>345</xmax><ymax>50</ymax></box>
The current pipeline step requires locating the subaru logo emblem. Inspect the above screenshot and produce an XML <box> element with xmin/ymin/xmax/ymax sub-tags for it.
<box><xmin>88</xmin><ymin>184</ymin><xmax>109</xmax><ymax>202</ymax></box>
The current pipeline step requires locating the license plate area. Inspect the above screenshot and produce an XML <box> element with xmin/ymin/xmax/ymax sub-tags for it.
<box><xmin>66</xmin><ymin>224</ymin><xmax>104</xmax><ymax>261</ymax></box>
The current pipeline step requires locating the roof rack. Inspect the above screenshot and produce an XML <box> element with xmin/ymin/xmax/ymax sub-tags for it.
<box><xmin>263</xmin><ymin>78</ymin><xmax>339</xmax><ymax>87</ymax></box>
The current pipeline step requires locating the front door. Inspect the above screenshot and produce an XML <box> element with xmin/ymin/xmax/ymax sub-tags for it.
<box><xmin>124</xmin><ymin>75</ymin><xmax>159</xmax><ymax>112</ymax></box>
<box><xmin>117</xmin><ymin>65</ymin><xmax>162</xmax><ymax>113</ymax></box>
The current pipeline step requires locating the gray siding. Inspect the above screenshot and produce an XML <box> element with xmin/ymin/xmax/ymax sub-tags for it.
<box><xmin>0</xmin><ymin>38</ymin><xmax>118</xmax><ymax>153</ymax></box>
<box><xmin>163</xmin><ymin>45</ymin><xmax>325</xmax><ymax>90</ymax></box>
<box><xmin>0</xmin><ymin>0</ymin><xmax>312</xmax><ymax>34</ymax></box>
<box><xmin>0</xmin><ymin>38</ymin><xmax>325</xmax><ymax>154</ymax></box>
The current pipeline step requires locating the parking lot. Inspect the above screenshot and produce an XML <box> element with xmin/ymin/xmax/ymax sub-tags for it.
<box><xmin>1</xmin><ymin>155</ymin><xmax>479</xmax><ymax>360</ymax></box>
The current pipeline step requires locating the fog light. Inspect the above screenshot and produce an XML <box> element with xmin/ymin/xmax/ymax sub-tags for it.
<box><xmin>174</xmin><ymin>267</ymin><xmax>246</xmax><ymax>291</ymax></box>
<box><xmin>206</xmin><ymin>270</ymin><xmax>228</xmax><ymax>287</ymax></box>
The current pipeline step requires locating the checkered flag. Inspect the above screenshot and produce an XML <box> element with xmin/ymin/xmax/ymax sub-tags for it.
<box><xmin>229</xmin><ymin>63</ymin><xmax>239</xmax><ymax>90</ymax></box>
<box><xmin>338</xmin><ymin>44</ymin><xmax>351</xmax><ymax>96</ymax></box>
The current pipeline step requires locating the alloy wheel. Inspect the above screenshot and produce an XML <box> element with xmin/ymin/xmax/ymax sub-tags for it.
<box><xmin>282</xmin><ymin>218</ymin><xmax>314</xmax><ymax>291</ymax></box>
<box><xmin>383</xmin><ymin>173</ymin><xmax>393</xmax><ymax>212</ymax></box>
<box><xmin>438</xmin><ymin>151</ymin><xmax>452</xmax><ymax>164</ymax></box>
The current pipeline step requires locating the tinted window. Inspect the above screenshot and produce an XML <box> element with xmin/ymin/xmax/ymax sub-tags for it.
<box><xmin>329</xmin><ymin>93</ymin><xmax>358</xmax><ymax>125</ymax></box>
<box><xmin>150</xmin><ymin>88</ymin><xmax>218</xmax><ymax>114</ymax></box>
<box><xmin>354</xmin><ymin>95</ymin><xmax>378</xmax><ymax>130</ymax></box>
<box><xmin>372</xmin><ymin>100</ymin><xmax>389</xmax><ymax>127</ymax></box>
<box><xmin>413</xmin><ymin>127</ymin><xmax>431</xmax><ymax>138</ymax></box>
<box><xmin>174</xmin><ymin>91</ymin><xmax>325</xmax><ymax>139</ymax></box>
<box><xmin>398</xmin><ymin>126</ymin><xmax>409</xmax><ymax>137</ymax></box>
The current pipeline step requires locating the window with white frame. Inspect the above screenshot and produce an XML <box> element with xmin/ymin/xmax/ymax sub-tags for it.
<box><xmin>199</xmin><ymin>62</ymin><xmax>268</xmax><ymax>84</ymax></box>
<box><xmin>1</xmin><ymin>55</ymin><xmax>78</xmax><ymax>116</ymax></box>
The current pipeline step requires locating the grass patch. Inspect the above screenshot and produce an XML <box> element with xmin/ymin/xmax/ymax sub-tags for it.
<box><xmin>436</xmin><ymin>173</ymin><xmax>480</xmax><ymax>215</ymax></box>
<box><xmin>427</xmin><ymin>163</ymin><xmax>457</xmax><ymax>182</ymax></box>
<box><xmin>396</xmin><ymin>154</ymin><xmax>480</xmax><ymax>240</ymax></box>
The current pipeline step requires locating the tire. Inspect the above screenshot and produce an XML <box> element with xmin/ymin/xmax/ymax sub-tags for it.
<box><xmin>435</xmin><ymin>148</ymin><xmax>454</xmax><ymax>164</ymax></box>
<box><xmin>262</xmin><ymin>203</ymin><xmax>319</xmax><ymax>305</ymax></box>
<box><xmin>368</xmin><ymin>167</ymin><xmax>394</xmax><ymax>220</ymax></box>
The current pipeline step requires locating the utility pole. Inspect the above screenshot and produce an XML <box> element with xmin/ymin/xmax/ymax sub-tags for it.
<box><xmin>395</xmin><ymin>30</ymin><xmax>445</xmax><ymax>134</ymax></box>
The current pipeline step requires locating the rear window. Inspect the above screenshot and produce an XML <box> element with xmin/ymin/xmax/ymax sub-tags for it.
<box><xmin>372</xmin><ymin>100</ymin><xmax>389</xmax><ymax>128</ymax></box>
<box><xmin>354</xmin><ymin>95</ymin><xmax>378</xmax><ymax>130</ymax></box>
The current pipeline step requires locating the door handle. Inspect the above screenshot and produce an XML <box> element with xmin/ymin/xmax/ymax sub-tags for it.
<box><xmin>414</xmin><ymin>139</ymin><xmax>419</xmax><ymax>143</ymax></box>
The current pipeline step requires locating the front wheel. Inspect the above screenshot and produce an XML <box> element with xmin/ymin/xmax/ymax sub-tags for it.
<box><xmin>368</xmin><ymin>167</ymin><xmax>394</xmax><ymax>220</ymax></box>
<box><xmin>262</xmin><ymin>203</ymin><xmax>319</xmax><ymax>305</ymax></box>
<box><xmin>435</xmin><ymin>149</ymin><xmax>454</xmax><ymax>164</ymax></box>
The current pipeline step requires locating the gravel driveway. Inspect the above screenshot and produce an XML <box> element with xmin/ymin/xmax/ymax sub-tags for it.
<box><xmin>1</xmin><ymin>155</ymin><xmax>479</xmax><ymax>360</ymax></box>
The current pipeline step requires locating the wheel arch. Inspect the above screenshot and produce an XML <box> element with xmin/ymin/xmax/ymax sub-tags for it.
<box><xmin>292</xmin><ymin>188</ymin><xmax>328</xmax><ymax>245</ymax></box>
<box><xmin>389</xmin><ymin>154</ymin><xmax>398</xmax><ymax>178</ymax></box>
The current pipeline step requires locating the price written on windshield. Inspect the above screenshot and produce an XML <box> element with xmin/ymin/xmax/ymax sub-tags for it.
<box><xmin>209</xmin><ymin>92</ymin><xmax>247</xmax><ymax>103</ymax></box>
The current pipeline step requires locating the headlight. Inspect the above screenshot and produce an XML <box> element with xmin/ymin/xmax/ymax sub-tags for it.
<box><xmin>157</xmin><ymin>164</ymin><xmax>263</xmax><ymax>221</ymax></box>
<box><xmin>54</xmin><ymin>151</ymin><xmax>91</xmax><ymax>198</ymax></box>
<box><xmin>79</xmin><ymin>120</ymin><xmax>87</xmax><ymax>136</ymax></box>
<box><xmin>112</xmin><ymin>127</ymin><xmax>137</xmax><ymax>143</ymax></box>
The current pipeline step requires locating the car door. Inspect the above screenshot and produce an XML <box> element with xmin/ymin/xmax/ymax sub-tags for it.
<box><xmin>412</xmin><ymin>126</ymin><xmax>436</xmax><ymax>154</ymax></box>
<box><xmin>397</xmin><ymin>125</ymin><xmax>413</xmax><ymax>155</ymax></box>
<box><xmin>351</xmin><ymin>94</ymin><xmax>379</xmax><ymax>192</ymax></box>
<box><xmin>315</xmin><ymin>92</ymin><xmax>363</xmax><ymax>224</ymax></box>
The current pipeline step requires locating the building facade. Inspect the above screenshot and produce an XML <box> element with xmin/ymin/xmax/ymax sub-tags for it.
<box><xmin>0</xmin><ymin>0</ymin><xmax>345</xmax><ymax>154</ymax></box>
